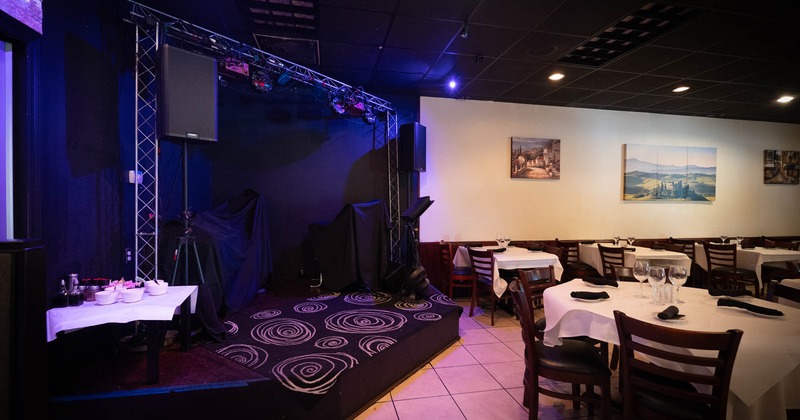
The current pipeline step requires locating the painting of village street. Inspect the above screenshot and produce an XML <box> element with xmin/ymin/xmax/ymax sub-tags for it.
<box><xmin>764</xmin><ymin>150</ymin><xmax>799</xmax><ymax>184</ymax></box>
<box><xmin>623</xmin><ymin>144</ymin><xmax>717</xmax><ymax>201</ymax></box>
<box><xmin>510</xmin><ymin>137</ymin><xmax>560</xmax><ymax>179</ymax></box>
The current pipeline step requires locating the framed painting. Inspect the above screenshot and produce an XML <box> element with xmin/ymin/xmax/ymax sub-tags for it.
<box><xmin>764</xmin><ymin>150</ymin><xmax>799</xmax><ymax>184</ymax></box>
<box><xmin>623</xmin><ymin>144</ymin><xmax>717</xmax><ymax>201</ymax></box>
<box><xmin>510</xmin><ymin>137</ymin><xmax>560</xmax><ymax>179</ymax></box>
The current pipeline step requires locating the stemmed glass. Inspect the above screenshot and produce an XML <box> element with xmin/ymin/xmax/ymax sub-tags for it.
<box><xmin>612</xmin><ymin>234</ymin><xmax>620</xmax><ymax>246</ymax></box>
<box><xmin>720</xmin><ymin>235</ymin><xmax>728</xmax><ymax>244</ymax></box>
<box><xmin>633</xmin><ymin>260</ymin><xmax>650</xmax><ymax>298</ymax></box>
<box><xmin>736</xmin><ymin>235</ymin><xmax>744</xmax><ymax>247</ymax></box>
<box><xmin>627</xmin><ymin>236</ymin><xmax>636</xmax><ymax>247</ymax></box>
<box><xmin>647</xmin><ymin>265</ymin><xmax>666</xmax><ymax>304</ymax></box>
<box><xmin>495</xmin><ymin>233</ymin><xmax>510</xmax><ymax>248</ymax></box>
<box><xmin>668</xmin><ymin>265</ymin><xmax>688</xmax><ymax>303</ymax></box>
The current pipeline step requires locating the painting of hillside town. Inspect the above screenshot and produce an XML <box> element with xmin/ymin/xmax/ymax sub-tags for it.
<box><xmin>623</xmin><ymin>144</ymin><xmax>717</xmax><ymax>201</ymax></box>
<box><xmin>511</xmin><ymin>137</ymin><xmax>560</xmax><ymax>179</ymax></box>
<box><xmin>764</xmin><ymin>150</ymin><xmax>799</xmax><ymax>184</ymax></box>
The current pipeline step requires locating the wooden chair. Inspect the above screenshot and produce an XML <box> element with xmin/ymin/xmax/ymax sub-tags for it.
<box><xmin>669</xmin><ymin>237</ymin><xmax>702</xmax><ymax>287</ymax></box>
<box><xmin>517</xmin><ymin>266</ymin><xmax>556</xmax><ymax>340</ymax></box>
<box><xmin>467</xmin><ymin>247</ymin><xmax>508</xmax><ymax>326</ymax></box>
<box><xmin>510</xmin><ymin>280</ymin><xmax>612</xmax><ymax>419</ymax></box>
<box><xmin>613</xmin><ymin>310</ymin><xmax>743</xmax><ymax>420</ymax></box>
<box><xmin>597</xmin><ymin>243</ymin><xmax>625</xmax><ymax>280</ymax></box>
<box><xmin>767</xmin><ymin>279</ymin><xmax>800</xmax><ymax>308</ymax></box>
<box><xmin>613</xmin><ymin>266</ymin><xmax>637</xmax><ymax>282</ymax></box>
<box><xmin>760</xmin><ymin>239</ymin><xmax>800</xmax><ymax>295</ymax></box>
<box><xmin>439</xmin><ymin>242</ymin><xmax>477</xmax><ymax>315</ymax></box>
<box><xmin>556</xmin><ymin>239</ymin><xmax>600</xmax><ymax>281</ymax></box>
<box><xmin>702</xmin><ymin>241</ymin><xmax>760</xmax><ymax>297</ymax></box>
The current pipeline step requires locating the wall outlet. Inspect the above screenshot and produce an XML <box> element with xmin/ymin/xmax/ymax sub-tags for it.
<box><xmin>128</xmin><ymin>170</ymin><xmax>143</xmax><ymax>184</ymax></box>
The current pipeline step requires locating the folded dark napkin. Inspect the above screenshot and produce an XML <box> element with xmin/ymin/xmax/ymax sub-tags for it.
<box><xmin>583</xmin><ymin>277</ymin><xmax>619</xmax><ymax>287</ymax></box>
<box><xmin>527</xmin><ymin>246</ymin><xmax>544</xmax><ymax>252</ymax></box>
<box><xmin>491</xmin><ymin>247</ymin><xmax>506</xmax><ymax>253</ymax></box>
<box><xmin>717</xmin><ymin>298</ymin><xmax>784</xmax><ymax>316</ymax></box>
<box><xmin>741</xmin><ymin>244</ymin><xmax>756</xmax><ymax>249</ymax></box>
<box><xmin>658</xmin><ymin>305</ymin><xmax>684</xmax><ymax>320</ymax></box>
<box><xmin>623</xmin><ymin>247</ymin><xmax>636</xmax><ymax>251</ymax></box>
<box><xmin>570</xmin><ymin>291</ymin><xmax>610</xmax><ymax>300</ymax></box>
<box><xmin>580</xmin><ymin>241</ymin><xmax>595</xmax><ymax>244</ymax></box>
<box><xmin>708</xmin><ymin>288</ymin><xmax>752</xmax><ymax>297</ymax></box>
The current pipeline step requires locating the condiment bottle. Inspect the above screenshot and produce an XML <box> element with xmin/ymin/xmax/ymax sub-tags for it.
<box><xmin>56</xmin><ymin>279</ymin><xmax>69</xmax><ymax>308</ymax></box>
<box><xmin>68</xmin><ymin>278</ymin><xmax>82</xmax><ymax>306</ymax></box>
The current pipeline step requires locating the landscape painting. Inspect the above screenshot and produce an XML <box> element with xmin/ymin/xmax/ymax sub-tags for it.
<box><xmin>510</xmin><ymin>137</ymin><xmax>560</xmax><ymax>179</ymax></box>
<box><xmin>764</xmin><ymin>150</ymin><xmax>799</xmax><ymax>184</ymax></box>
<box><xmin>623</xmin><ymin>144</ymin><xmax>717</xmax><ymax>201</ymax></box>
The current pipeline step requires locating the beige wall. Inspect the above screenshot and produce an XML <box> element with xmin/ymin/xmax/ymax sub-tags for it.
<box><xmin>419</xmin><ymin>96</ymin><xmax>800</xmax><ymax>243</ymax></box>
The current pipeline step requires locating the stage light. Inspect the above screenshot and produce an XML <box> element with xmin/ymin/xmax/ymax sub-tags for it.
<box><xmin>277</xmin><ymin>71</ymin><xmax>292</xmax><ymax>85</ymax></box>
<box><xmin>460</xmin><ymin>22</ymin><xmax>469</xmax><ymax>39</ymax></box>
<box><xmin>362</xmin><ymin>106</ymin><xmax>376</xmax><ymax>124</ymax></box>
<box><xmin>251</xmin><ymin>71</ymin><xmax>272</xmax><ymax>93</ymax></box>
<box><xmin>448</xmin><ymin>80</ymin><xmax>457</xmax><ymax>89</ymax></box>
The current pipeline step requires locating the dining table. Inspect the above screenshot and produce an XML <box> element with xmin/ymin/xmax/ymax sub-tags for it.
<box><xmin>695</xmin><ymin>243</ymin><xmax>800</xmax><ymax>292</ymax></box>
<box><xmin>543</xmin><ymin>279</ymin><xmax>800</xmax><ymax>420</ymax></box>
<box><xmin>579</xmin><ymin>242</ymin><xmax>693</xmax><ymax>274</ymax></box>
<box><xmin>452</xmin><ymin>245</ymin><xmax>563</xmax><ymax>298</ymax></box>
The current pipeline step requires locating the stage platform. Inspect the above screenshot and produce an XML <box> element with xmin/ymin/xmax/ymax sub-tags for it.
<box><xmin>47</xmin><ymin>282</ymin><xmax>461</xmax><ymax>419</ymax></box>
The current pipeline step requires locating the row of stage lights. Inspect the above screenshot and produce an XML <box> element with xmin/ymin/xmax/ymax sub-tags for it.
<box><xmin>248</xmin><ymin>68</ymin><xmax>377</xmax><ymax>125</ymax></box>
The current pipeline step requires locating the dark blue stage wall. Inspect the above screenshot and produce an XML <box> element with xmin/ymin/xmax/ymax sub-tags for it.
<box><xmin>33</xmin><ymin>0</ymin><xmax>419</xmax><ymax>302</ymax></box>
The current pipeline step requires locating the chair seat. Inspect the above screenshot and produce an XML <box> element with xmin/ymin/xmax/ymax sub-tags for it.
<box><xmin>536</xmin><ymin>339</ymin><xmax>610</xmax><ymax>375</ymax></box>
<box><xmin>534</xmin><ymin>317</ymin><xmax>547</xmax><ymax>333</ymax></box>
<box><xmin>710</xmin><ymin>266</ymin><xmax>757</xmax><ymax>278</ymax></box>
<box><xmin>452</xmin><ymin>266</ymin><xmax>473</xmax><ymax>276</ymax></box>
<box><xmin>636</xmin><ymin>371</ymin><xmax>710</xmax><ymax>420</ymax></box>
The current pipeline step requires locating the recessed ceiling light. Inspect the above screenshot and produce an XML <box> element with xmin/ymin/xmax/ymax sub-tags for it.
<box><xmin>548</xmin><ymin>73</ymin><xmax>565</xmax><ymax>81</ymax></box>
<box><xmin>777</xmin><ymin>95</ymin><xmax>794</xmax><ymax>103</ymax></box>
<box><xmin>672</xmin><ymin>86</ymin><xmax>690</xmax><ymax>93</ymax></box>
<box><xmin>448</xmin><ymin>80</ymin><xmax>457</xmax><ymax>89</ymax></box>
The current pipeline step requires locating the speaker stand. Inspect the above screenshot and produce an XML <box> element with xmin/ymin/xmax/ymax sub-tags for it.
<box><xmin>171</xmin><ymin>142</ymin><xmax>205</xmax><ymax>287</ymax></box>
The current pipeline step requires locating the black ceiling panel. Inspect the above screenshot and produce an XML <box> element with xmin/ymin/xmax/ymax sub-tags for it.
<box><xmin>135</xmin><ymin>0</ymin><xmax>800</xmax><ymax>124</ymax></box>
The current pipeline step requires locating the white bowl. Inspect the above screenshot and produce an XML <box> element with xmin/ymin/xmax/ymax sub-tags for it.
<box><xmin>146</xmin><ymin>280</ymin><xmax>169</xmax><ymax>296</ymax></box>
<box><xmin>95</xmin><ymin>290</ymin><xmax>118</xmax><ymax>305</ymax></box>
<box><xmin>120</xmin><ymin>287</ymin><xmax>144</xmax><ymax>303</ymax></box>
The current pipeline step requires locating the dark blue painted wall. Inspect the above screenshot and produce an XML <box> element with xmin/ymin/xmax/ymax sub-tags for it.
<box><xmin>32</xmin><ymin>0</ymin><xmax>419</xmax><ymax>302</ymax></box>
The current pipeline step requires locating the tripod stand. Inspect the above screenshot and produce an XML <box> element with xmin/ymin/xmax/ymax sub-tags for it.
<box><xmin>171</xmin><ymin>142</ymin><xmax>205</xmax><ymax>286</ymax></box>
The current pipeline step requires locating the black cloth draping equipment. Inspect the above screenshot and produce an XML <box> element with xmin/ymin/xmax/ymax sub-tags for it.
<box><xmin>309</xmin><ymin>200</ymin><xmax>391</xmax><ymax>292</ymax></box>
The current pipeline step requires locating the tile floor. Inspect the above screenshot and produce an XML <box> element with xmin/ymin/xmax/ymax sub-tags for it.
<box><xmin>355</xmin><ymin>298</ymin><xmax>622</xmax><ymax>420</ymax></box>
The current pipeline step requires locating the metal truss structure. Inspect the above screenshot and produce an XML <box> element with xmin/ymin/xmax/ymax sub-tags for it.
<box><xmin>128</xmin><ymin>1</ymin><xmax>401</xmax><ymax>280</ymax></box>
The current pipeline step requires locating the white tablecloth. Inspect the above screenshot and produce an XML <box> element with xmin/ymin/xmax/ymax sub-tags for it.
<box><xmin>543</xmin><ymin>280</ymin><xmax>800</xmax><ymax>420</ymax></box>
<box><xmin>453</xmin><ymin>246</ymin><xmax>563</xmax><ymax>297</ymax></box>
<box><xmin>695</xmin><ymin>244</ymin><xmax>800</xmax><ymax>291</ymax></box>
<box><xmin>580</xmin><ymin>243</ymin><xmax>692</xmax><ymax>275</ymax></box>
<box><xmin>46</xmin><ymin>285</ymin><xmax>198</xmax><ymax>342</ymax></box>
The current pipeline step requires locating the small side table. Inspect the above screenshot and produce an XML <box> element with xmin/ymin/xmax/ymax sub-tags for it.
<box><xmin>46</xmin><ymin>285</ymin><xmax>198</xmax><ymax>384</ymax></box>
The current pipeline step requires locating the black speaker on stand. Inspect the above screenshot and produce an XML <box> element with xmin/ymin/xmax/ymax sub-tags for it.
<box><xmin>157</xmin><ymin>44</ymin><xmax>218</xmax><ymax>287</ymax></box>
<box><xmin>399</xmin><ymin>122</ymin><xmax>426</xmax><ymax>172</ymax></box>
<box><xmin>399</xmin><ymin>196</ymin><xmax>434</xmax><ymax>302</ymax></box>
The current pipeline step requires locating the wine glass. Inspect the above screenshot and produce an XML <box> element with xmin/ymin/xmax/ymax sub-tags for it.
<box><xmin>612</xmin><ymin>234</ymin><xmax>620</xmax><ymax>246</ymax></box>
<box><xmin>736</xmin><ymin>235</ymin><xmax>744</xmax><ymax>247</ymax></box>
<box><xmin>647</xmin><ymin>265</ymin><xmax>666</xmax><ymax>304</ymax></box>
<box><xmin>627</xmin><ymin>236</ymin><xmax>636</xmax><ymax>247</ymax></box>
<box><xmin>633</xmin><ymin>260</ymin><xmax>650</xmax><ymax>298</ymax></box>
<box><xmin>719</xmin><ymin>235</ymin><xmax>728</xmax><ymax>244</ymax></box>
<box><xmin>495</xmin><ymin>233</ymin><xmax>504</xmax><ymax>247</ymax></box>
<box><xmin>668</xmin><ymin>265</ymin><xmax>688</xmax><ymax>303</ymax></box>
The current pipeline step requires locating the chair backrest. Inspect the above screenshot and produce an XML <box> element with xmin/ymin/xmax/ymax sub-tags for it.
<box><xmin>598</xmin><ymin>244</ymin><xmax>625</xmax><ymax>279</ymax></box>
<box><xmin>767</xmin><ymin>280</ymin><xmax>800</xmax><ymax>307</ymax></box>
<box><xmin>763</xmin><ymin>238</ymin><xmax>800</xmax><ymax>250</ymax></box>
<box><xmin>542</xmin><ymin>244</ymin><xmax>564</xmax><ymax>261</ymax></box>
<box><xmin>517</xmin><ymin>265</ymin><xmax>556</xmax><ymax>308</ymax></box>
<box><xmin>613</xmin><ymin>310</ymin><xmax>743</xmax><ymax>420</ymax></box>
<box><xmin>613</xmin><ymin>266</ymin><xmax>637</xmax><ymax>282</ymax></box>
<box><xmin>702</xmin><ymin>241</ymin><xmax>738</xmax><ymax>271</ymax></box>
<box><xmin>555</xmin><ymin>239</ymin><xmax>581</xmax><ymax>265</ymax></box>
<box><xmin>467</xmin><ymin>247</ymin><xmax>495</xmax><ymax>281</ymax></box>
<box><xmin>652</xmin><ymin>242</ymin><xmax>685</xmax><ymax>253</ymax></box>
<box><xmin>669</xmin><ymin>237</ymin><xmax>697</xmax><ymax>260</ymax></box>
<box><xmin>509</xmin><ymin>279</ymin><xmax>539</xmax><ymax>358</ymax></box>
